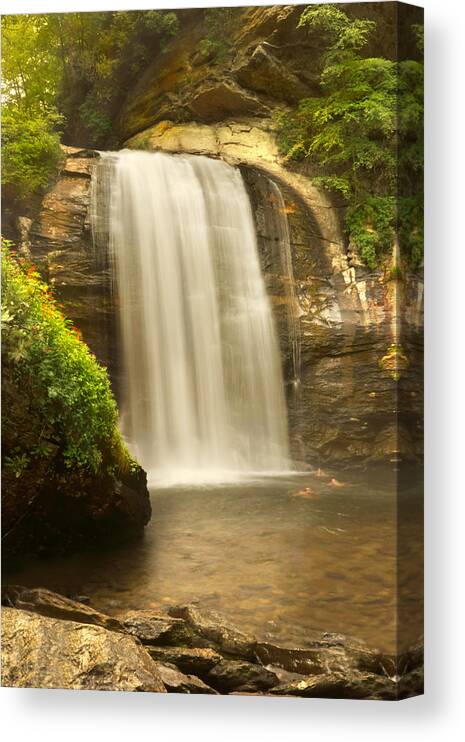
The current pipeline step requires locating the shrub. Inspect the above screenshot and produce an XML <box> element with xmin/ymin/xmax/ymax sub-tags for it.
<box><xmin>1</xmin><ymin>244</ymin><xmax>133</xmax><ymax>481</ymax></box>
<box><xmin>1</xmin><ymin>106</ymin><xmax>64</xmax><ymax>205</ymax></box>
<box><xmin>275</xmin><ymin>4</ymin><xmax>423</xmax><ymax>269</ymax></box>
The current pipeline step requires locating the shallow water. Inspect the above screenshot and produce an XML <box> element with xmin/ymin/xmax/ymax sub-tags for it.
<box><xmin>4</xmin><ymin>472</ymin><xmax>422</xmax><ymax>654</ymax></box>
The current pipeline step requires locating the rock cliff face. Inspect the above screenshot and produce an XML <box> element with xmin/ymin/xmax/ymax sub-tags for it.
<box><xmin>117</xmin><ymin>5</ymin><xmax>321</xmax><ymax>141</ymax></box>
<box><xmin>21</xmin><ymin>4</ymin><xmax>423</xmax><ymax>471</ymax></box>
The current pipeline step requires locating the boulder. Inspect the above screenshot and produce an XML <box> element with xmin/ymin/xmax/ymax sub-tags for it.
<box><xmin>254</xmin><ymin>635</ymin><xmax>389</xmax><ymax>677</ymax></box>
<box><xmin>168</xmin><ymin>603</ymin><xmax>256</xmax><ymax>659</ymax></box>
<box><xmin>1</xmin><ymin>460</ymin><xmax>151</xmax><ymax>559</ymax></box>
<box><xmin>155</xmin><ymin>662</ymin><xmax>218</xmax><ymax>694</ymax></box>
<box><xmin>188</xmin><ymin>81</ymin><xmax>270</xmax><ymax>121</ymax></box>
<box><xmin>1</xmin><ymin>586</ymin><xmax>124</xmax><ymax>633</ymax></box>
<box><xmin>206</xmin><ymin>659</ymin><xmax>280</xmax><ymax>693</ymax></box>
<box><xmin>234</xmin><ymin>43</ymin><xmax>313</xmax><ymax>104</ymax></box>
<box><xmin>119</xmin><ymin>609</ymin><xmax>194</xmax><ymax>646</ymax></box>
<box><xmin>146</xmin><ymin>645</ymin><xmax>222</xmax><ymax>676</ymax></box>
<box><xmin>1</xmin><ymin>607</ymin><xmax>166</xmax><ymax>693</ymax></box>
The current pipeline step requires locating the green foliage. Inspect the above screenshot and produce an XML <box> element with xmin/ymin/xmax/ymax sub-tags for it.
<box><xmin>297</xmin><ymin>4</ymin><xmax>375</xmax><ymax>60</ymax></box>
<box><xmin>1</xmin><ymin>10</ymin><xmax>180</xmax><ymax>192</ymax></box>
<box><xmin>346</xmin><ymin>196</ymin><xmax>396</xmax><ymax>269</ymax></box>
<box><xmin>199</xmin><ymin>8</ymin><xmax>235</xmax><ymax>61</ymax></box>
<box><xmin>49</xmin><ymin>10</ymin><xmax>179</xmax><ymax>147</ymax></box>
<box><xmin>276</xmin><ymin>4</ymin><xmax>424</xmax><ymax>269</ymax></box>
<box><xmin>1</xmin><ymin>16</ymin><xmax>64</xmax><ymax>205</ymax></box>
<box><xmin>1</xmin><ymin>107</ymin><xmax>64</xmax><ymax>204</ymax></box>
<box><xmin>1</xmin><ymin>244</ymin><xmax>133</xmax><ymax>478</ymax></box>
<box><xmin>398</xmin><ymin>56</ymin><xmax>424</xmax><ymax>269</ymax></box>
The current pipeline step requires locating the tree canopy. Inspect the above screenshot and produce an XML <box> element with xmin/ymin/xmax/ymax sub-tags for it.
<box><xmin>276</xmin><ymin>5</ymin><xmax>423</xmax><ymax>269</ymax></box>
<box><xmin>1</xmin><ymin>11</ymin><xmax>179</xmax><ymax>206</ymax></box>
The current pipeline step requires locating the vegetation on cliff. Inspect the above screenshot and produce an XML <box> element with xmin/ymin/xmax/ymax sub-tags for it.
<box><xmin>1</xmin><ymin>10</ymin><xmax>179</xmax><ymax>208</ymax></box>
<box><xmin>1</xmin><ymin>244</ymin><xmax>148</xmax><ymax>554</ymax></box>
<box><xmin>275</xmin><ymin>5</ymin><xmax>424</xmax><ymax>269</ymax></box>
<box><xmin>2</xmin><ymin>5</ymin><xmax>423</xmax><ymax>268</ymax></box>
<box><xmin>2</xmin><ymin>244</ymin><xmax>127</xmax><ymax>473</ymax></box>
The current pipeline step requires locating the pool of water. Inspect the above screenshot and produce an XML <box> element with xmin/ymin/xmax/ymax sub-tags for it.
<box><xmin>3</xmin><ymin>471</ymin><xmax>423</xmax><ymax>654</ymax></box>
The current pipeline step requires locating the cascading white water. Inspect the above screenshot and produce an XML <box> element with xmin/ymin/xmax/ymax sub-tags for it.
<box><xmin>92</xmin><ymin>150</ymin><xmax>290</xmax><ymax>484</ymax></box>
<box><xmin>267</xmin><ymin>179</ymin><xmax>302</xmax><ymax>386</ymax></box>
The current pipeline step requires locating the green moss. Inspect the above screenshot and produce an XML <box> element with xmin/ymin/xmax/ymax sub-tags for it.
<box><xmin>378</xmin><ymin>343</ymin><xmax>409</xmax><ymax>381</ymax></box>
<box><xmin>198</xmin><ymin>8</ymin><xmax>236</xmax><ymax>62</ymax></box>
<box><xmin>388</xmin><ymin>265</ymin><xmax>404</xmax><ymax>282</ymax></box>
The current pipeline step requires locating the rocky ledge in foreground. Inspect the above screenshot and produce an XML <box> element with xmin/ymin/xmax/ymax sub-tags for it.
<box><xmin>1</xmin><ymin>587</ymin><xmax>423</xmax><ymax>699</ymax></box>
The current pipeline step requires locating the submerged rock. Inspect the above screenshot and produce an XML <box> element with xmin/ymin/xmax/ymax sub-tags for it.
<box><xmin>168</xmin><ymin>603</ymin><xmax>256</xmax><ymax>659</ymax></box>
<box><xmin>1</xmin><ymin>607</ymin><xmax>166</xmax><ymax>693</ymax></box>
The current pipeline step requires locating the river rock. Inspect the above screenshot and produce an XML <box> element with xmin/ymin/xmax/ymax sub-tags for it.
<box><xmin>1</xmin><ymin>586</ymin><xmax>124</xmax><ymax>633</ymax></box>
<box><xmin>254</xmin><ymin>633</ymin><xmax>389</xmax><ymax>677</ymax></box>
<box><xmin>119</xmin><ymin>609</ymin><xmax>194</xmax><ymax>645</ymax></box>
<box><xmin>397</xmin><ymin>667</ymin><xmax>424</xmax><ymax>699</ymax></box>
<box><xmin>206</xmin><ymin>659</ymin><xmax>280</xmax><ymax>693</ymax></box>
<box><xmin>168</xmin><ymin>603</ymin><xmax>257</xmax><ymax>659</ymax></box>
<box><xmin>146</xmin><ymin>645</ymin><xmax>222</xmax><ymax>675</ymax></box>
<box><xmin>269</xmin><ymin>671</ymin><xmax>398</xmax><ymax>700</ymax></box>
<box><xmin>254</xmin><ymin>642</ymin><xmax>325</xmax><ymax>676</ymax></box>
<box><xmin>155</xmin><ymin>662</ymin><xmax>218</xmax><ymax>694</ymax></box>
<box><xmin>1</xmin><ymin>607</ymin><xmax>166</xmax><ymax>692</ymax></box>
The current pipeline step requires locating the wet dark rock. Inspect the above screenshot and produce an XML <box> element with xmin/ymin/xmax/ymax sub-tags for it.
<box><xmin>146</xmin><ymin>645</ymin><xmax>222</xmax><ymax>676</ymax></box>
<box><xmin>206</xmin><ymin>658</ymin><xmax>280</xmax><ymax>693</ymax></box>
<box><xmin>270</xmin><ymin>671</ymin><xmax>398</xmax><ymax>700</ymax></box>
<box><xmin>254</xmin><ymin>642</ymin><xmax>325</xmax><ymax>676</ymax></box>
<box><xmin>1</xmin><ymin>457</ymin><xmax>151</xmax><ymax>559</ymax></box>
<box><xmin>168</xmin><ymin>603</ymin><xmax>257</xmax><ymax>659</ymax></box>
<box><xmin>119</xmin><ymin>610</ymin><xmax>194</xmax><ymax>646</ymax></box>
<box><xmin>397</xmin><ymin>639</ymin><xmax>424</xmax><ymax>675</ymax></box>
<box><xmin>397</xmin><ymin>667</ymin><xmax>424</xmax><ymax>699</ymax></box>
<box><xmin>254</xmin><ymin>633</ymin><xmax>392</xmax><ymax>678</ymax></box>
<box><xmin>1</xmin><ymin>607</ymin><xmax>166</xmax><ymax>692</ymax></box>
<box><xmin>1</xmin><ymin>586</ymin><xmax>124</xmax><ymax>633</ymax></box>
<box><xmin>155</xmin><ymin>662</ymin><xmax>218</xmax><ymax>694</ymax></box>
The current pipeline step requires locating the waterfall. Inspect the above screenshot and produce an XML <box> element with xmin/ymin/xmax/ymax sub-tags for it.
<box><xmin>267</xmin><ymin>179</ymin><xmax>302</xmax><ymax>386</ymax></box>
<box><xmin>91</xmin><ymin>150</ymin><xmax>290</xmax><ymax>484</ymax></box>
